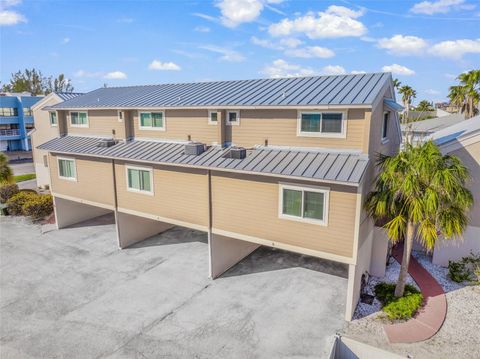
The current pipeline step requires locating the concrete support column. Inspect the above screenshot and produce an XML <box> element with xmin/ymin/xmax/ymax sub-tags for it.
<box><xmin>116</xmin><ymin>211</ymin><xmax>174</xmax><ymax>249</ymax></box>
<box><xmin>208</xmin><ymin>233</ymin><xmax>260</xmax><ymax>278</ymax></box>
<box><xmin>370</xmin><ymin>227</ymin><xmax>389</xmax><ymax>277</ymax></box>
<box><xmin>54</xmin><ymin>196</ymin><xmax>112</xmax><ymax>229</ymax></box>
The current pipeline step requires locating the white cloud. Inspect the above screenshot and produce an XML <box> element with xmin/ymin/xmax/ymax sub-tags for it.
<box><xmin>429</xmin><ymin>38</ymin><xmax>480</xmax><ymax>59</ymax></box>
<box><xmin>425</xmin><ymin>89</ymin><xmax>441</xmax><ymax>95</ymax></box>
<box><xmin>410</xmin><ymin>0</ymin><xmax>468</xmax><ymax>15</ymax></box>
<box><xmin>351</xmin><ymin>70</ymin><xmax>366</xmax><ymax>74</ymax></box>
<box><xmin>261</xmin><ymin>59</ymin><xmax>316</xmax><ymax>78</ymax></box>
<box><xmin>377</xmin><ymin>34</ymin><xmax>428</xmax><ymax>55</ymax></box>
<box><xmin>268</xmin><ymin>5</ymin><xmax>366</xmax><ymax>39</ymax></box>
<box><xmin>285</xmin><ymin>46</ymin><xmax>335</xmax><ymax>58</ymax></box>
<box><xmin>251</xmin><ymin>36</ymin><xmax>302</xmax><ymax>50</ymax></box>
<box><xmin>194</xmin><ymin>25</ymin><xmax>210</xmax><ymax>32</ymax></box>
<box><xmin>62</xmin><ymin>37</ymin><xmax>70</xmax><ymax>44</ymax></box>
<box><xmin>104</xmin><ymin>71</ymin><xmax>127</xmax><ymax>80</ymax></box>
<box><xmin>199</xmin><ymin>45</ymin><xmax>245</xmax><ymax>62</ymax></box>
<box><xmin>0</xmin><ymin>0</ymin><xmax>26</xmax><ymax>26</ymax></box>
<box><xmin>216</xmin><ymin>0</ymin><xmax>282</xmax><ymax>27</ymax></box>
<box><xmin>321</xmin><ymin>65</ymin><xmax>347</xmax><ymax>75</ymax></box>
<box><xmin>382</xmin><ymin>64</ymin><xmax>415</xmax><ymax>76</ymax></box>
<box><xmin>217</xmin><ymin>0</ymin><xmax>264</xmax><ymax>27</ymax></box>
<box><xmin>192</xmin><ymin>12</ymin><xmax>218</xmax><ymax>22</ymax></box>
<box><xmin>279</xmin><ymin>37</ymin><xmax>303</xmax><ymax>48</ymax></box>
<box><xmin>148</xmin><ymin>60</ymin><xmax>182</xmax><ymax>71</ymax></box>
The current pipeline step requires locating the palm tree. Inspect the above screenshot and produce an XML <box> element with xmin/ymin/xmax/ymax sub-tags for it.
<box><xmin>0</xmin><ymin>153</ymin><xmax>13</xmax><ymax>183</ymax></box>
<box><xmin>416</xmin><ymin>100</ymin><xmax>434</xmax><ymax>112</ymax></box>
<box><xmin>398</xmin><ymin>85</ymin><xmax>417</xmax><ymax>123</ymax></box>
<box><xmin>393</xmin><ymin>78</ymin><xmax>401</xmax><ymax>90</ymax></box>
<box><xmin>448</xmin><ymin>70</ymin><xmax>480</xmax><ymax>118</ymax></box>
<box><xmin>365</xmin><ymin>141</ymin><xmax>473</xmax><ymax>297</ymax></box>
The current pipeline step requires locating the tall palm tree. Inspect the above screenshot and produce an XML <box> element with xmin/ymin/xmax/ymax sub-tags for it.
<box><xmin>365</xmin><ymin>141</ymin><xmax>473</xmax><ymax>297</ymax></box>
<box><xmin>398</xmin><ymin>85</ymin><xmax>417</xmax><ymax>123</ymax></box>
<box><xmin>449</xmin><ymin>70</ymin><xmax>480</xmax><ymax>118</ymax></box>
<box><xmin>416</xmin><ymin>100</ymin><xmax>434</xmax><ymax>112</ymax></box>
<box><xmin>393</xmin><ymin>78</ymin><xmax>401</xmax><ymax>90</ymax></box>
<box><xmin>0</xmin><ymin>153</ymin><xmax>13</xmax><ymax>183</ymax></box>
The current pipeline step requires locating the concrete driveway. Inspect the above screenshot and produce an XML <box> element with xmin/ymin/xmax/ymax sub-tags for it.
<box><xmin>0</xmin><ymin>214</ymin><xmax>348</xmax><ymax>358</ymax></box>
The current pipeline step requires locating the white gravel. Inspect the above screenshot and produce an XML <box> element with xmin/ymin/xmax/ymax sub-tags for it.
<box><xmin>412</xmin><ymin>250</ymin><xmax>465</xmax><ymax>292</ymax></box>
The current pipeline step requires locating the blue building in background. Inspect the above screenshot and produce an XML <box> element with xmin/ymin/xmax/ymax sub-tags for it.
<box><xmin>0</xmin><ymin>93</ymin><xmax>43</xmax><ymax>151</ymax></box>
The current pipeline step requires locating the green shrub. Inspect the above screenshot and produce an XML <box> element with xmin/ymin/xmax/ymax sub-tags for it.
<box><xmin>0</xmin><ymin>182</ymin><xmax>19</xmax><ymax>203</ymax></box>
<box><xmin>14</xmin><ymin>173</ymin><xmax>36</xmax><ymax>183</ymax></box>
<box><xmin>22</xmin><ymin>194</ymin><xmax>53</xmax><ymax>220</ymax></box>
<box><xmin>375</xmin><ymin>282</ymin><xmax>424</xmax><ymax>320</ymax></box>
<box><xmin>448</xmin><ymin>253</ymin><xmax>480</xmax><ymax>284</ymax></box>
<box><xmin>6</xmin><ymin>192</ymin><xmax>37</xmax><ymax>215</ymax></box>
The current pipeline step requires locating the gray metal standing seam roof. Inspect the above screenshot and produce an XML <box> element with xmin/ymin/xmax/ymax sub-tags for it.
<box><xmin>55</xmin><ymin>92</ymin><xmax>84</xmax><ymax>101</ymax></box>
<box><xmin>50</xmin><ymin>73</ymin><xmax>392</xmax><ymax>109</ymax></box>
<box><xmin>38</xmin><ymin>136</ymin><xmax>369</xmax><ymax>185</ymax></box>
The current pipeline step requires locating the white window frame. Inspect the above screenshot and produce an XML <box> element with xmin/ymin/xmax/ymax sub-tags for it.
<box><xmin>118</xmin><ymin>110</ymin><xmax>124</xmax><ymax>122</ymax></box>
<box><xmin>49</xmin><ymin>111</ymin><xmax>58</xmax><ymax>127</ymax></box>
<box><xmin>69</xmin><ymin>111</ymin><xmax>89</xmax><ymax>128</ymax></box>
<box><xmin>208</xmin><ymin>110</ymin><xmax>219</xmax><ymax>125</ymax></box>
<box><xmin>226</xmin><ymin>110</ymin><xmax>240</xmax><ymax>126</ymax></box>
<box><xmin>297</xmin><ymin>110</ymin><xmax>347</xmax><ymax>138</ymax></box>
<box><xmin>138</xmin><ymin>111</ymin><xmax>166</xmax><ymax>131</ymax></box>
<box><xmin>278</xmin><ymin>183</ymin><xmax>329</xmax><ymax>226</ymax></box>
<box><xmin>381</xmin><ymin>111</ymin><xmax>390</xmax><ymax>144</ymax></box>
<box><xmin>57</xmin><ymin>157</ymin><xmax>77</xmax><ymax>182</ymax></box>
<box><xmin>125</xmin><ymin>164</ymin><xmax>154</xmax><ymax>195</ymax></box>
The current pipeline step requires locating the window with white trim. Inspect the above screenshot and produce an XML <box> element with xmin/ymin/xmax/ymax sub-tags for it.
<box><xmin>279</xmin><ymin>184</ymin><xmax>329</xmax><ymax>225</ymax></box>
<box><xmin>208</xmin><ymin>110</ymin><xmax>218</xmax><ymax>125</ymax></box>
<box><xmin>382</xmin><ymin>112</ymin><xmax>389</xmax><ymax>141</ymax></box>
<box><xmin>23</xmin><ymin>107</ymin><xmax>33</xmax><ymax>116</ymax></box>
<box><xmin>126</xmin><ymin>166</ymin><xmax>153</xmax><ymax>194</ymax></box>
<box><xmin>70</xmin><ymin>111</ymin><xmax>88</xmax><ymax>127</ymax></box>
<box><xmin>298</xmin><ymin>111</ymin><xmax>345</xmax><ymax>137</ymax></box>
<box><xmin>139</xmin><ymin>111</ymin><xmax>165</xmax><ymax>130</ymax></box>
<box><xmin>49</xmin><ymin>112</ymin><xmax>57</xmax><ymax>126</ymax></box>
<box><xmin>226</xmin><ymin>110</ymin><xmax>240</xmax><ymax>126</ymax></box>
<box><xmin>58</xmin><ymin>158</ymin><xmax>76</xmax><ymax>180</ymax></box>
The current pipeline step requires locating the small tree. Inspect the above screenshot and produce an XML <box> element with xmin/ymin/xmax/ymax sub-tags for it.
<box><xmin>45</xmin><ymin>74</ymin><xmax>74</xmax><ymax>94</ymax></box>
<box><xmin>0</xmin><ymin>153</ymin><xmax>13</xmax><ymax>183</ymax></box>
<box><xmin>416</xmin><ymin>100</ymin><xmax>434</xmax><ymax>112</ymax></box>
<box><xmin>365</xmin><ymin>141</ymin><xmax>473</xmax><ymax>297</ymax></box>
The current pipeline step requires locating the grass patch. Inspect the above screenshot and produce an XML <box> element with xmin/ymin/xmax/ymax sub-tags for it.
<box><xmin>14</xmin><ymin>173</ymin><xmax>36</xmax><ymax>182</ymax></box>
<box><xmin>375</xmin><ymin>282</ymin><xmax>423</xmax><ymax>320</ymax></box>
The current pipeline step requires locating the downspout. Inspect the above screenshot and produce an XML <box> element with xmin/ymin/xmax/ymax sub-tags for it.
<box><xmin>207</xmin><ymin>169</ymin><xmax>214</xmax><ymax>278</ymax></box>
<box><xmin>112</xmin><ymin>159</ymin><xmax>121</xmax><ymax>248</ymax></box>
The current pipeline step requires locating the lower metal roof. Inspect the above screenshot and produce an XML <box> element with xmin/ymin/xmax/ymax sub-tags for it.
<box><xmin>38</xmin><ymin>136</ymin><xmax>369</xmax><ymax>185</ymax></box>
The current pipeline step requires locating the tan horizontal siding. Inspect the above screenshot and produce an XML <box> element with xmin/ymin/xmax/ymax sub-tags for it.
<box><xmin>132</xmin><ymin>109</ymin><xmax>218</xmax><ymax>144</ymax></box>
<box><xmin>230</xmin><ymin>109</ymin><xmax>366</xmax><ymax>149</ymax></box>
<box><xmin>115</xmin><ymin>162</ymin><xmax>209</xmax><ymax>227</ymax></box>
<box><xmin>65</xmin><ymin>110</ymin><xmax>126</xmax><ymax>138</ymax></box>
<box><xmin>49</xmin><ymin>154</ymin><xmax>115</xmax><ymax>206</ymax></box>
<box><xmin>211</xmin><ymin>172</ymin><xmax>357</xmax><ymax>258</ymax></box>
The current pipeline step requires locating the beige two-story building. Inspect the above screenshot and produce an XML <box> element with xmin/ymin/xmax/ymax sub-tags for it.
<box><xmin>36</xmin><ymin>73</ymin><xmax>402</xmax><ymax>320</ymax></box>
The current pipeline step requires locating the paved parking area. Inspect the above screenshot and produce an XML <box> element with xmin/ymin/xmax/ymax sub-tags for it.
<box><xmin>0</xmin><ymin>214</ymin><xmax>348</xmax><ymax>358</ymax></box>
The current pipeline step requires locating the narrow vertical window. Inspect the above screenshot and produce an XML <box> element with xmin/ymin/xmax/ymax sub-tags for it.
<box><xmin>49</xmin><ymin>112</ymin><xmax>58</xmax><ymax>126</ymax></box>
<box><xmin>382</xmin><ymin>112</ymin><xmax>389</xmax><ymax>141</ymax></box>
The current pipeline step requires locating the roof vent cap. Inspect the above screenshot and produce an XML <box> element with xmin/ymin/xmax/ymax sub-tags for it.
<box><xmin>228</xmin><ymin>146</ymin><xmax>247</xmax><ymax>159</ymax></box>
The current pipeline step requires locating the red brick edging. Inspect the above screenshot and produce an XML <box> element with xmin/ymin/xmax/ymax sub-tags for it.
<box><xmin>383</xmin><ymin>246</ymin><xmax>447</xmax><ymax>343</ymax></box>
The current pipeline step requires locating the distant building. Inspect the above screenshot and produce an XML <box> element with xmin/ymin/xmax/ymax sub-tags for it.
<box><xmin>401</xmin><ymin>113</ymin><xmax>466</xmax><ymax>146</ymax></box>
<box><xmin>0</xmin><ymin>92</ymin><xmax>43</xmax><ymax>151</ymax></box>
<box><xmin>434</xmin><ymin>101</ymin><xmax>461</xmax><ymax>114</ymax></box>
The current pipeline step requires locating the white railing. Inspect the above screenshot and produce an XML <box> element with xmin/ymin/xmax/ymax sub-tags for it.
<box><xmin>0</xmin><ymin>129</ymin><xmax>20</xmax><ymax>136</ymax></box>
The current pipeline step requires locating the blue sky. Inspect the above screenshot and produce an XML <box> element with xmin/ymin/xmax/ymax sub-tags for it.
<box><xmin>1</xmin><ymin>0</ymin><xmax>479</xmax><ymax>104</ymax></box>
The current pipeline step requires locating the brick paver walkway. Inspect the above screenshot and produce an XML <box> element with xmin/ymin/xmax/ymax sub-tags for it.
<box><xmin>383</xmin><ymin>245</ymin><xmax>447</xmax><ymax>343</ymax></box>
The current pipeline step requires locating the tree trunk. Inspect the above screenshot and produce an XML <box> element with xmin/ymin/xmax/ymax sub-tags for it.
<box><xmin>395</xmin><ymin>221</ymin><xmax>415</xmax><ymax>297</ymax></box>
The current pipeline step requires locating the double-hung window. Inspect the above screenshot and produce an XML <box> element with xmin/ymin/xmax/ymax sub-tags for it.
<box><xmin>70</xmin><ymin>111</ymin><xmax>88</xmax><ymax>127</ymax></box>
<box><xmin>298</xmin><ymin>111</ymin><xmax>345</xmax><ymax>137</ymax></box>
<box><xmin>226</xmin><ymin>110</ymin><xmax>240</xmax><ymax>126</ymax></box>
<box><xmin>58</xmin><ymin>158</ymin><xmax>76</xmax><ymax>181</ymax></box>
<box><xmin>208</xmin><ymin>110</ymin><xmax>218</xmax><ymax>125</ymax></box>
<box><xmin>139</xmin><ymin>111</ymin><xmax>165</xmax><ymax>130</ymax></box>
<box><xmin>126</xmin><ymin>166</ymin><xmax>153</xmax><ymax>194</ymax></box>
<box><xmin>23</xmin><ymin>107</ymin><xmax>33</xmax><ymax>116</ymax></box>
<box><xmin>279</xmin><ymin>184</ymin><xmax>329</xmax><ymax>225</ymax></box>
<box><xmin>49</xmin><ymin>112</ymin><xmax>58</xmax><ymax>126</ymax></box>
<box><xmin>382</xmin><ymin>112</ymin><xmax>389</xmax><ymax>142</ymax></box>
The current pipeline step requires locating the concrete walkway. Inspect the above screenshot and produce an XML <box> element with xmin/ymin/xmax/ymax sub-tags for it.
<box><xmin>383</xmin><ymin>245</ymin><xmax>447</xmax><ymax>343</ymax></box>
